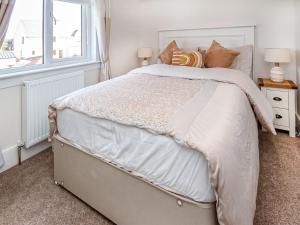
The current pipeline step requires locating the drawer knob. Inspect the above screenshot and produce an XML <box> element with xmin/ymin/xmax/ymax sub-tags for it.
<box><xmin>273</xmin><ymin>97</ymin><xmax>282</xmax><ymax>101</ymax></box>
<box><xmin>275</xmin><ymin>114</ymin><xmax>282</xmax><ymax>119</ymax></box>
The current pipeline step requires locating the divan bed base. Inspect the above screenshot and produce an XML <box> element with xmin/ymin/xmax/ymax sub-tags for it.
<box><xmin>53</xmin><ymin>136</ymin><xmax>218</xmax><ymax>225</ymax></box>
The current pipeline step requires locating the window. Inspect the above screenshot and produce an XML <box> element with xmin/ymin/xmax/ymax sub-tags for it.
<box><xmin>0</xmin><ymin>0</ymin><xmax>93</xmax><ymax>73</ymax></box>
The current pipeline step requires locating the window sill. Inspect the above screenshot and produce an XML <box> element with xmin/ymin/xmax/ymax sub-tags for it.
<box><xmin>0</xmin><ymin>61</ymin><xmax>101</xmax><ymax>90</ymax></box>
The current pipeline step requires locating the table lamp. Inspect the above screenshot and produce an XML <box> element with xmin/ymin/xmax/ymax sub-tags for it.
<box><xmin>264</xmin><ymin>48</ymin><xmax>291</xmax><ymax>82</ymax></box>
<box><xmin>138</xmin><ymin>47</ymin><xmax>153</xmax><ymax>66</ymax></box>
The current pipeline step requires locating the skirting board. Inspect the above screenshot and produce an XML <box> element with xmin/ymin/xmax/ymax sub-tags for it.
<box><xmin>0</xmin><ymin>140</ymin><xmax>51</xmax><ymax>173</ymax></box>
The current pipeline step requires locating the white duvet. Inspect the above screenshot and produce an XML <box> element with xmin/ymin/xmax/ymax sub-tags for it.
<box><xmin>57</xmin><ymin>108</ymin><xmax>216</xmax><ymax>202</ymax></box>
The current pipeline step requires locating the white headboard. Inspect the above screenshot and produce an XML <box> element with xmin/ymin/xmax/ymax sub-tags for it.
<box><xmin>158</xmin><ymin>26</ymin><xmax>255</xmax><ymax>78</ymax></box>
<box><xmin>159</xmin><ymin>26</ymin><xmax>255</xmax><ymax>50</ymax></box>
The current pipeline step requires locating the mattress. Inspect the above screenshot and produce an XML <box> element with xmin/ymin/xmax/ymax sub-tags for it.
<box><xmin>57</xmin><ymin>108</ymin><xmax>216</xmax><ymax>203</ymax></box>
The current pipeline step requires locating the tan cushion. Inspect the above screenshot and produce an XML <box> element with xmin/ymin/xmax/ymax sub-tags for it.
<box><xmin>198</xmin><ymin>48</ymin><xmax>206</xmax><ymax>68</ymax></box>
<box><xmin>172</xmin><ymin>50</ymin><xmax>204</xmax><ymax>68</ymax></box>
<box><xmin>205</xmin><ymin>40</ymin><xmax>240</xmax><ymax>68</ymax></box>
<box><xmin>159</xmin><ymin>40</ymin><xmax>178</xmax><ymax>64</ymax></box>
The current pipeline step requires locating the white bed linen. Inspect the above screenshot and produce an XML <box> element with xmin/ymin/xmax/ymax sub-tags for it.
<box><xmin>57</xmin><ymin>108</ymin><xmax>216</xmax><ymax>203</ymax></box>
<box><xmin>49</xmin><ymin>64</ymin><xmax>276</xmax><ymax>225</ymax></box>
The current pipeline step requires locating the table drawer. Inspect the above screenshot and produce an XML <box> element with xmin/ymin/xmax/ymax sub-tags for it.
<box><xmin>266</xmin><ymin>90</ymin><xmax>288</xmax><ymax>109</ymax></box>
<box><xmin>273</xmin><ymin>108</ymin><xmax>289</xmax><ymax>127</ymax></box>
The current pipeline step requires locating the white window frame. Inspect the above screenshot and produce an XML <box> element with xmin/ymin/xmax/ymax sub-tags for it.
<box><xmin>0</xmin><ymin>0</ymin><xmax>96</xmax><ymax>76</ymax></box>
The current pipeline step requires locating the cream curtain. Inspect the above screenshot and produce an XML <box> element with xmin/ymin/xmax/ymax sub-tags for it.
<box><xmin>0</xmin><ymin>0</ymin><xmax>15</xmax><ymax>47</ymax></box>
<box><xmin>94</xmin><ymin>0</ymin><xmax>111</xmax><ymax>81</ymax></box>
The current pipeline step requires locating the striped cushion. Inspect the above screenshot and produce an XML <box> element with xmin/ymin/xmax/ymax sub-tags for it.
<box><xmin>171</xmin><ymin>50</ymin><xmax>204</xmax><ymax>68</ymax></box>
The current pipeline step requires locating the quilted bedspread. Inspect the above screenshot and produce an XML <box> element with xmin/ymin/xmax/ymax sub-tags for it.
<box><xmin>49</xmin><ymin>64</ymin><xmax>276</xmax><ymax>225</ymax></box>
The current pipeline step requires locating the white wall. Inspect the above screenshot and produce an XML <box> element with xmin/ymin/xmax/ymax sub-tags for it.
<box><xmin>110</xmin><ymin>0</ymin><xmax>297</xmax><ymax>83</ymax></box>
<box><xmin>0</xmin><ymin>66</ymin><xmax>100</xmax><ymax>172</ymax></box>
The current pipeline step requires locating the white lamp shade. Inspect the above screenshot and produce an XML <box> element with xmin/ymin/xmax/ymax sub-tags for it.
<box><xmin>138</xmin><ymin>48</ymin><xmax>153</xmax><ymax>58</ymax></box>
<box><xmin>264</xmin><ymin>48</ymin><xmax>291</xmax><ymax>63</ymax></box>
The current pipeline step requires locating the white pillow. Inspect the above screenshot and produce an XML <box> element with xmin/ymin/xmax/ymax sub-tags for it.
<box><xmin>230</xmin><ymin>45</ymin><xmax>253</xmax><ymax>76</ymax></box>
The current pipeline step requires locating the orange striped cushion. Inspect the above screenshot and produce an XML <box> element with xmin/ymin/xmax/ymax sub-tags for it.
<box><xmin>171</xmin><ymin>50</ymin><xmax>204</xmax><ymax>68</ymax></box>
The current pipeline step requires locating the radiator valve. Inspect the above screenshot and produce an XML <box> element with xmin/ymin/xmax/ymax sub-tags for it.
<box><xmin>17</xmin><ymin>141</ymin><xmax>25</xmax><ymax>165</ymax></box>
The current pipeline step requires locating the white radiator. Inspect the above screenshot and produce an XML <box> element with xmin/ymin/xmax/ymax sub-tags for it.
<box><xmin>22</xmin><ymin>71</ymin><xmax>85</xmax><ymax>148</ymax></box>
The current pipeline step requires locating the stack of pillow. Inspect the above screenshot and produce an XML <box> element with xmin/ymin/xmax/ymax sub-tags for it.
<box><xmin>159</xmin><ymin>40</ymin><xmax>248</xmax><ymax>70</ymax></box>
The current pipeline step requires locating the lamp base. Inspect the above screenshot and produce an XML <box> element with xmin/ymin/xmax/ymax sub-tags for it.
<box><xmin>270</xmin><ymin>66</ymin><xmax>284</xmax><ymax>83</ymax></box>
<box><xmin>141</xmin><ymin>59</ymin><xmax>149</xmax><ymax>67</ymax></box>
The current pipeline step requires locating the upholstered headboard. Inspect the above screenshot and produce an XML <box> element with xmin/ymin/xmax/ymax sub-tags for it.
<box><xmin>158</xmin><ymin>25</ymin><xmax>255</xmax><ymax>78</ymax></box>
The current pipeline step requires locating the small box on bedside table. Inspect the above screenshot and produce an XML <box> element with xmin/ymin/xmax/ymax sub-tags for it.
<box><xmin>258</xmin><ymin>78</ymin><xmax>298</xmax><ymax>137</ymax></box>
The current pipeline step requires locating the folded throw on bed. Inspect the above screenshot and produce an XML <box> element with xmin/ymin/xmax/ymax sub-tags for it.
<box><xmin>49</xmin><ymin>64</ymin><xmax>275</xmax><ymax>225</ymax></box>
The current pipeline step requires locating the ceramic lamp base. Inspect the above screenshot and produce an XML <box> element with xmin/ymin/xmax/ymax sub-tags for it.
<box><xmin>270</xmin><ymin>66</ymin><xmax>284</xmax><ymax>83</ymax></box>
<box><xmin>141</xmin><ymin>58</ymin><xmax>149</xmax><ymax>67</ymax></box>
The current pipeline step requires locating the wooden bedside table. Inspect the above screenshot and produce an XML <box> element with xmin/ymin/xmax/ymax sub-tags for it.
<box><xmin>258</xmin><ymin>78</ymin><xmax>298</xmax><ymax>137</ymax></box>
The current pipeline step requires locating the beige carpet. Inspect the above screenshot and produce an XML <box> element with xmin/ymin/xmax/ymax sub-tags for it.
<box><xmin>0</xmin><ymin>132</ymin><xmax>299</xmax><ymax>225</ymax></box>
<box><xmin>254</xmin><ymin>132</ymin><xmax>300</xmax><ymax>225</ymax></box>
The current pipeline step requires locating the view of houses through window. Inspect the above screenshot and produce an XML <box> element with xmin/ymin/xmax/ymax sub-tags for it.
<box><xmin>53</xmin><ymin>0</ymin><xmax>82</xmax><ymax>59</ymax></box>
<box><xmin>0</xmin><ymin>0</ymin><xmax>83</xmax><ymax>70</ymax></box>
<box><xmin>0</xmin><ymin>0</ymin><xmax>43</xmax><ymax>70</ymax></box>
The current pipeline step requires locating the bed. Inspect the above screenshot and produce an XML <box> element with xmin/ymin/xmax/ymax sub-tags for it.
<box><xmin>49</xmin><ymin>26</ymin><xmax>275</xmax><ymax>225</ymax></box>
